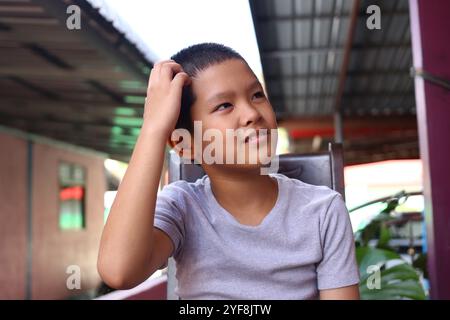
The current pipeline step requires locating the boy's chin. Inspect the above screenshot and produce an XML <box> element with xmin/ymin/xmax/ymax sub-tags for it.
<box><xmin>204</xmin><ymin>162</ymin><xmax>265</xmax><ymax>174</ymax></box>
<box><xmin>205</xmin><ymin>155</ymin><xmax>276</xmax><ymax>171</ymax></box>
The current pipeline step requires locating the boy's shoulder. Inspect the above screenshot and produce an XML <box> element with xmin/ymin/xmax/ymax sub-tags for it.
<box><xmin>163</xmin><ymin>173</ymin><xmax>340</xmax><ymax>197</ymax></box>
<box><xmin>159</xmin><ymin>175</ymin><xmax>209</xmax><ymax>197</ymax></box>
<box><xmin>273</xmin><ymin>173</ymin><xmax>341</xmax><ymax>200</ymax></box>
<box><xmin>274</xmin><ymin>174</ymin><xmax>347</xmax><ymax>225</ymax></box>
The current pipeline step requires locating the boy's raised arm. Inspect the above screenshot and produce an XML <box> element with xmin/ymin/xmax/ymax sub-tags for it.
<box><xmin>97</xmin><ymin>60</ymin><xmax>191</xmax><ymax>290</ymax></box>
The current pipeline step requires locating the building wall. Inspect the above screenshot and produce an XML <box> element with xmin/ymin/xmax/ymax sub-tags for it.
<box><xmin>0</xmin><ymin>133</ymin><xmax>28</xmax><ymax>299</ymax></box>
<box><xmin>31</xmin><ymin>142</ymin><xmax>106</xmax><ymax>299</ymax></box>
<box><xmin>0</xmin><ymin>129</ymin><xmax>106</xmax><ymax>299</ymax></box>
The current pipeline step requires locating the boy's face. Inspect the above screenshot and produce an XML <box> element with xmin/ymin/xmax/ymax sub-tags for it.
<box><xmin>188</xmin><ymin>59</ymin><xmax>278</xmax><ymax>168</ymax></box>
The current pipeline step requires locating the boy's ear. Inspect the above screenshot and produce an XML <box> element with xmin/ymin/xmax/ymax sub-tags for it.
<box><xmin>166</xmin><ymin>132</ymin><xmax>195</xmax><ymax>163</ymax></box>
<box><xmin>166</xmin><ymin>128</ymin><xmax>182</xmax><ymax>149</ymax></box>
<box><xmin>166</xmin><ymin>134</ymin><xmax>177</xmax><ymax>149</ymax></box>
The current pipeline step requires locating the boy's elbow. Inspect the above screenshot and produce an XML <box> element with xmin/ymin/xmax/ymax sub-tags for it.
<box><xmin>97</xmin><ymin>259</ymin><xmax>136</xmax><ymax>290</ymax></box>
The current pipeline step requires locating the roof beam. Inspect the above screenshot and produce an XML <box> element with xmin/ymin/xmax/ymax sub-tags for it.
<box><xmin>256</xmin><ymin>10</ymin><xmax>410</xmax><ymax>22</ymax></box>
<box><xmin>7</xmin><ymin>75</ymin><xmax>59</xmax><ymax>99</ymax></box>
<box><xmin>333</xmin><ymin>0</ymin><xmax>360</xmax><ymax>143</ymax></box>
<box><xmin>0</xmin><ymin>109</ymin><xmax>143</xmax><ymax>129</ymax></box>
<box><xmin>269</xmin><ymin>92</ymin><xmax>413</xmax><ymax>100</ymax></box>
<box><xmin>278</xmin><ymin>115</ymin><xmax>418</xmax><ymax>132</ymax></box>
<box><xmin>33</xmin><ymin>0</ymin><xmax>150</xmax><ymax>82</ymax></box>
<box><xmin>0</xmin><ymin>116</ymin><xmax>139</xmax><ymax>138</ymax></box>
<box><xmin>264</xmin><ymin>69</ymin><xmax>411</xmax><ymax>81</ymax></box>
<box><xmin>0</xmin><ymin>97</ymin><xmax>144</xmax><ymax>112</ymax></box>
<box><xmin>0</xmin><ymin>65</ymin><xmax>136</xmax><ymax>81</ymax></box>
<box><xmin>262</xmin><ymin>43</ymin><xmax>410</xmax><ymax>58</ymax></box>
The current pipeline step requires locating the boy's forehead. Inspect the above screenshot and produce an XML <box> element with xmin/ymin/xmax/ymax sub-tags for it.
<box><xmin>192</xmin><ymin>59</ymin><xmax>258</xmax><ymax>99</ymax></box>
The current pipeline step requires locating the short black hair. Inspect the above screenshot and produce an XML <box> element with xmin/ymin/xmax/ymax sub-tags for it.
<box><xmin>170</xmin><ymin>42</ymin><xmax>249</xmax><ymax>131</ymax></box>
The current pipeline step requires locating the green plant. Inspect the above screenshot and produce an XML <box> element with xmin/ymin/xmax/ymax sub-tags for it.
<box><xmin>356</xmin><ymin>247</ymin><xmax>426</xmax><ymax>300</ymax></box>
<box><xmin>353</xmin><ymin>192</ymin><xmax>427</xmax><ymax>300</ymax></box>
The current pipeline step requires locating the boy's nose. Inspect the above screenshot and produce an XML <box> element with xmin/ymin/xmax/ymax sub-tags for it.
<box><xmin>239</xmin><ymin>103</ymin><xmax>261</xmax><ymax>127</ymax></box>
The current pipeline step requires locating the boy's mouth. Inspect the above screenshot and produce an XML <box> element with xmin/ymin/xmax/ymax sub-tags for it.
<box><xmin>244</xmin><ymin>130</ymin><xmax>269</xmax><ymax>144</ymax></box>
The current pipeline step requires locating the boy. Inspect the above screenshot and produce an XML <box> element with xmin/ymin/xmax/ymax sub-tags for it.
<box><xmin>98</xmin><ymin>43</ymin><xmax>360</xmax><ymax>299</ymax></box>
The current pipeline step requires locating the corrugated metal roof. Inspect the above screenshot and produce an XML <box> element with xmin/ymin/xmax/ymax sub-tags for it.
<box><xmin>250</xmin><ymin>0</ymin><xmax>418</xmax><ymax>164</ymax></box>
<box><xmin>252</xmin><ymin>0</ymin><xmax>414</xmax><ymax>117</ymax></box>
<box><xmin>0</xmin><ymin>0</ymin><xmax>154</xmax><ymax>162</ymax></box>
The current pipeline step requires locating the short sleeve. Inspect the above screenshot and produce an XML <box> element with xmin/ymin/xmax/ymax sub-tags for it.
<box><xmin>154</xmin><ymin>182</ymin><xmax>186</xmax><ymax>261</ymax></box>
<box><xmin>316</xmin><ymin>194</ymin><xmax>360</xmax><ymax>290</ymax></box>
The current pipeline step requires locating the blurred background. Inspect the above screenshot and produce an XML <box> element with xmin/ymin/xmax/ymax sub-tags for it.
<box><xmin>0</xmin><ymin>0</ymin><xmax>448</xmax><ymax>300</ymax></box>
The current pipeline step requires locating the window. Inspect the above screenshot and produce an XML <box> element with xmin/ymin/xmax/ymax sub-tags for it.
<box><xmin>59</xmin><ymin>162</ymin><xmax>86</xmax><ymax>230</ymax></box>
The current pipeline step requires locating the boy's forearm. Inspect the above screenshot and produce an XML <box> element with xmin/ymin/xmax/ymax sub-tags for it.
<box><xmin>98</xmin><ymin>121</ymin><xmax>168</xmax><ymax>287</ymax></box>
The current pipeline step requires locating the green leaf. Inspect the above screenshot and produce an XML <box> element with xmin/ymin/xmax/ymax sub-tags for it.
<box><xmin>360</xmin><ymin>279</ymin><xmax>426</xmax><ymax>300</ymax></box>
<box><xmin>376</xmin><ymin>223</ymin><xmax>392</xmax><ymax>250</ymax></box>
<box><xmin>356</xmin><ymin>247</ymin><xmax>400</xmax><ymax>274</ymax></box>
<box><xmin>380</xmin><ymin>264</ymin><xmax>420</xmax><ymax>283</ymax></box>
<box><xmin>357</xmin><ymin>247</ymin><xmax>426</xmax><ymax>300</ymax></box>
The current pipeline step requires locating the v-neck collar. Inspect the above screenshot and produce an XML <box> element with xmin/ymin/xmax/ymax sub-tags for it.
<box><xmin>204</xmin><ymin>174</ymin><xmax>285</xmax><ymax>231</ymax></box>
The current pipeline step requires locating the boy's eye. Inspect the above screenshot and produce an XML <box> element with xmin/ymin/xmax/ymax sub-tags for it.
<box><xmin>215</xmin><ymin>103</ymin><xmax>233</xmax><ymax>112</ymax></box>
<box><xmin>253</xmin><ymin>91</ymin><xmax>265</xmax><ymax>99</ymax></box>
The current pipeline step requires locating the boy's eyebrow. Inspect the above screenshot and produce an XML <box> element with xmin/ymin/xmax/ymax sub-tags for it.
<box><xmin>206</xmin><ymin>79</ymin><xmax>261</xmax><ymax>104</ymax></box>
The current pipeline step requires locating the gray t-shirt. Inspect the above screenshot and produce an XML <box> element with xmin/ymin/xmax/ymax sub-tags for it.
<box><xmin>154</xmin><ymin>173</ymin><xmax>360</xmax><ymax>299</ymax></box>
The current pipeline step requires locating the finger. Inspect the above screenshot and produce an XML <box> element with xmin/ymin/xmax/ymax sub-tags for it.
<box><xmin>150</xmin><ymin>59</ymin><xmax>176</xmax><ymax>78</ymax></box>
<box><xmin>154</xmin><ymin>59</ymin><xmax>175</xmax><ymax>68</ymax></box>
<box><xmin>170</xmin><ymin>72</ymin><xmax>191</xmax><ymax>95</ymax></box>
<box><xmin>160</xmin><ymin>62</ymin><xmax>184</xmax><ymax>82</ymax></box>
<box><xmin>156</xmin><ymin>59</ymin><xmax>175</xmax><ymax>68</ymax></box>
<box><xmin>147</xmin><ymin>60</ymin><xmax>179</xmax><ymax>90</ymax></box>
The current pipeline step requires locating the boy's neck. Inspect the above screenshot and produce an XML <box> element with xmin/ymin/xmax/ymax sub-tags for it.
<box><xmin>203</xmin><ymin>166</ymin><xmax>278</xmax><ymax>225</ymax></box>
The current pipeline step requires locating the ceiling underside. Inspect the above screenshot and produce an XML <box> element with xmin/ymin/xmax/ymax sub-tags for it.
<box><xmin>250</xmin><ymin>0</ymin><xmax>418</xmax><ymax>164</ymax></box>
<box><xmin>0</xmin><ymin>0</ymin><xmax>419</xmax><ymax>165</ymax></box>
<box><xmin>0</xmin><ymin>0</ymin><xmax>152</xmax><ymax>162</ymax></box>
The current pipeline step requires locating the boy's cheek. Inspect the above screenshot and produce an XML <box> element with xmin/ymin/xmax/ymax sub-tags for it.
<box><xmin>264</xmin><ymin>106</ymin><xmax>278</xmax><ymax>129</ymax></box>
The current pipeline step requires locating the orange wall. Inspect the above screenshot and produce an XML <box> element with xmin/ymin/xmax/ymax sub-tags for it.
<box><xmin>0</xmin><ymin>133</ymin><xmax>28</xmax><ymax>299</ymax></box>
<box><xmin>0</xmin><ymin>130</ymin><xmax>106</xmax><ymax>299</ymax></box>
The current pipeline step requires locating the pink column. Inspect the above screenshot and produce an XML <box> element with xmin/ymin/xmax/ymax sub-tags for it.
<box><xmin>409</xmin><ymin>0</ymin><xmax>450</xmax><ymax>299</ymax></box>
